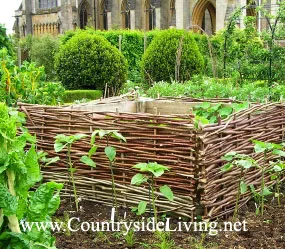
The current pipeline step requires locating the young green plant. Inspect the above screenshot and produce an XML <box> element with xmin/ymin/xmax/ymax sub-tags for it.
<box><xmin>252</xmin><ymin>140</ymin><xmax>284</xmax><ymax>216</ymax></box>
<box><xmin>131</xmin><ymin>162</ymin><xmax>174</xmax><ymax>223</ymax></box>
<box><xmin>221</xmin><ymin>151</ymin><xmax>256</xmax><ymax>221</ymax></box>
<box><xmin>81</xmin><ymin>130</ymin><xmax>126</xmax><ymax>209</ymax></box>
<box><xmin>54</xmin><ymin>133</ymin><xmax>87</xmax><ymax>211</ymax></box>
<box><xmin>269</xmin><ymin>160</ymin><xmax>285</xmax><ymax>207</ymax></box>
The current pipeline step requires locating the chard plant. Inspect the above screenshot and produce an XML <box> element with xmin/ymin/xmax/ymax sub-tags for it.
<box><xmin>0</xmin><ymin>103</ymin><xmax>63</xmax><ymax>248</ymax></box>
<box><xmin>131</xmin><ymin>162</ymin><xmax>174</xmax><ymax>223</ymax></box>
<box><xmin>81</xmin><ymin>130</ymin><xmax>126</xmax><ymax>209</ymax></box>
<box><xmin>54</xmin><ymin>133</ymin><xmax>87</xmax><ymax>211</ymax></box>
<box><xmin>221</xmin><ymin>152</ymin><xmax>256</xmax><ymax>221</ymax></box>
<box><xmin>252</xmin><ymin>140</ymin><xmax>284</xmax><ymax>216</ymax></box>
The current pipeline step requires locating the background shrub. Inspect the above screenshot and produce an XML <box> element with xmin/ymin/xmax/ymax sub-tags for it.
<box><xmin>59</xmin><ymin>29</ymin><xmax>161</xmax><ymax>83</ymax></box>
<box><xmin>55</xmin><ymin>32</ymin><xmax>128</xmax><ymax>91</ymax></box>
<box><xmin>142</xmin><ymin>29</ymin><xmax>204</xmax><ymax>83</ymax></box>
<box><xmin>29</xmin><ymin>34</ymin><xmax>59</xmax><ymax>80</ymax></box>
<box><xmin>63</xmin><ymin>90</ymin><xmax>102</xmax><ymax>103</ymax></box>
<box><xmin>0</xmin><ymin>24</ymin><xmax>13</xmax><ymax>55</ymax></box>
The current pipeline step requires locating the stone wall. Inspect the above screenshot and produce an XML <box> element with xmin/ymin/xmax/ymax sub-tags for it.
<box><xmin>14</xmin><ymin>0</ymin><xmax>274</xmax><ymax>37</ymax></box>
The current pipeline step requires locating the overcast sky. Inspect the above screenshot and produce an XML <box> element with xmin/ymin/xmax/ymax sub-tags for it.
<box><xmin>0</xmin><ymin>0</ymin><xmax>22</xmax><ymax>34</ymax></box>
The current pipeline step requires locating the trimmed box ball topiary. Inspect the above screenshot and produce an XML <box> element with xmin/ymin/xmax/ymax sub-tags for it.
<box><xmin>55</xmin><ymin>32</ymin><xmax>128</xmax><ymax>90</ymax></box>
<box><xmin>142</xmin><ymin>29</ymin><xmax>204</xmax><ymax>83</ymax></box>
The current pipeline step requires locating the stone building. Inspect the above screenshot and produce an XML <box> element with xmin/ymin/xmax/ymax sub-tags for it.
<box><xmin>14</xmin><ymin>0</ymin><xmax>278</xmax><ymax>37</ymax></box>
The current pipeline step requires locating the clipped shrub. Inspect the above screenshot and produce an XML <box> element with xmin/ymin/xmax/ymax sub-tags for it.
<box><xmin>142</xmin><ymin>29</ymin><xmax>204</xmax><ymax>83</ymax></box>
<box><xmin>55</xmin><ymin>32</ymin><xmax>128</xmax><ymax>91</ymax></box>
<box><xmin>63</xmin><ymin>90</ymin><xmax>102</xmax><ymax>103</ymax></box>
<box><xmin>59</xmin><ymin>28</ymin><xmax>161</xmax><ymax>82</ymax></box>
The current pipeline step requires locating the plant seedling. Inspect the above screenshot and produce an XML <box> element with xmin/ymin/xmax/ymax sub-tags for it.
<box><xmin>54</xmin><ymin>133</ymin><xmax>87</xmax><ymax>211</ymax></box>
<box><xmin>252</xmin><ymin>140</ymin><xmax>284</xmax><ymax>216</ymax></box>
<box><xmin>221</xmin><ymin>151</ymin><xmax>256</xmax><ymax>221</ymax></box>
<box><xmin>81</xmin><ymin>130</ymin><xmax>126</xmax><ymax>209</ymax></box>
<box><xmin>269</xmin><ymin>160</ymin><xmax>285</xmax><ymax>207</ymax></box>
<box><xmin>131</xmin><ymin>162</ymin><xmax>174</xmax><ymax>223</ymax></box>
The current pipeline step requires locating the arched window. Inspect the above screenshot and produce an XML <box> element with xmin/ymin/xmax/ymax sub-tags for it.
<box><xmin>192</xmin><ymin>0</ymin><xmax>216</xmax><ymax>35</ymax></box>
<box><xmin>145</xmin><ymin>0</ymin><xmax>155</xmax><ymax>31</ymax></box>
<box><xmin>100</xmin><ymin>0</ymin><xmax>108</xmax><ymax>30</ymax></box>
<box><xmin>169</xmin><ymin>0</ymin><xmax>176</xmax><ymax>27</ymax></box>
<box><xmin>121</xmin><ymin>0</ymin><xmax>130</xmax><ymax>29</ymax></box>
<box><xmin>80</xmin><ymin>2</ymin><xmax>88</xmax><ymax>29</ymax></box>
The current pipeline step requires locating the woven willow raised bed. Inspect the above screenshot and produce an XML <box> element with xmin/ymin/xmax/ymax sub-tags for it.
<box><xmin>18</xmin><ymin>98</ymin><xmax>285</xmax><ymax>219</ymax></box>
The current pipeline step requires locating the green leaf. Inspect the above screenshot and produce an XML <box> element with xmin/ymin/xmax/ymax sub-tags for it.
<box><xmin>253</xmin><ymin>143</ymin><xmax>266</xmax><ymax>153</ymax></box>
<box><xmin>104</xmin><ymin>146</ymin><xmax>116</xmax><ymax>162</ymax></box>
<box><xmin>111</xmin><ymin>131</ymin><xmax>126</xmax><ymax>142</ymax></box>
<box><xmin>0</xmin><ymin>183</ymin><xmax>17</xmax><ymax>216</ymax></box>
<box><xmin>197</xmin><ymin>102</ymin><xmax>211</xmax><ymax>109</ymax></box>
<box><xmin>54</xmin><ymin>142</ymin><xmax>66</xmax><ymax>153</ymax></box>
<box><xmin>131</xmin><ymin>173</ymin><xmax>147</xmax><ymax>186</ymax></box>
<box><xmin>133</xmin><ymin>163</ymin><xmax>148</xmax><ymax>171</ymax></box>
<box><xmin>88</xmin><ymin>146</ymin><xmax>98</xmax><ymax>157</ymax></box>
<box><xmin>27</xmin><ymin>182</ymin><xmax>63</xmax><ymax>221</ymax></box>
<box><xmin>221</xmin><ymin>163</ymin><xmax>233</xmax><ymax>172</ymax></box>
<box><xmin>137</xmin><ymin>201</ymin><xmax>147</xmax><ymax>215</ymax></box>
<box><xmin>159</xmin><ymin>185</ymin><xmax>174</xmax><ymax>201</ymax></box>
<box><xmin>80</xmin><ymin>156</ymin><xmax>96</xmax><ymax>168</ymax></box>
<box><xmin>273</xmin><ymin>149</ymin><xmax>285</xmax><ymax>157</ymax></box>
<box><xmin>218</xmin><ymin>107</ymin><xmax>233</xmax><ymax>117</ymax></box>
<box><xmin>262</xmin><ymin>187</ymin><xmax>272</xmax><ymax>196</ymax></box>
<box><xmin>42</xmin><ymin>156</ymin><xmax>60</xmax><ymax>166</ymax></box>
<box><xmin>152</xmin><ymin>168</ymin><xmax>165</xmax><ymax>177</ymax></box>
<box><xmin>273</xmin><ymin>165</ymin><xmax>282</xmax><ymax>172</ymax></box>
<box><xmin>270</xmin><ymin>175</ymin><xmax>277</xmax><ymax>180</ymax></box>
<box><xmin>237</xmin><ymin>159</ymin><xmax>253</xmax><ymax>169</ymax></box>
<box><xmin>222</xmin><ymin>151</ymin><xmax>237</xmax><ymax>161</ymax></box>
<box><xmin>240</xmin><ymin>181</ymin><xmax>248</xmax><ymax>194</ymax></box>
<box><xmin>73</xmin><ymin>134</ymin><xmax>87</xmax><ymax>141</ymax></box>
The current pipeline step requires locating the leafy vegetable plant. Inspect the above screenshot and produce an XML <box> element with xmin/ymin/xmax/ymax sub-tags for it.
<box><xmin>221</xmin><ymin>152</ymin><xmax>256</xmax><ymax>221</ymax></box>
<box><xmin>54</xmin><ymin>133</ymin><xmax>87</xmax><ymax>211</ymax></box>
<box><xmin>193</xmin><ymin>102</ymin><xmax>249</xmax><ymax>124</ymax></box>
<box><xmin>0</xmin><ymin>103</ymin><xmax>63</xmax><ymax>248</ymax></box>
<box><xmin>131</xmin><ymin>162</ymin><xmax>174</xmax><ymax>223</ymax></box>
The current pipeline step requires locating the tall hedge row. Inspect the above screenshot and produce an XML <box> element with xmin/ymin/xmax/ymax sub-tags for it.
<box><xmin>59</xmin><ymin>29</ymin><xmax>160</xmax><ymax>82</ymax></box>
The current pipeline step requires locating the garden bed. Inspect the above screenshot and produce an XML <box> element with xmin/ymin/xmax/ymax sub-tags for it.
<box><xmin>54</xmin><ymin>194</ymin><xmax>285</xmax><ymax>249</ymax></box>
<box><xmin>19</xmin><ymin>97</ymin><xmax>285</xmax><ymax>219</ymax></box>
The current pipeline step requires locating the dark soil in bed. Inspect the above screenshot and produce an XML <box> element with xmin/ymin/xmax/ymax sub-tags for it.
<box><xmin>54</xmin><ymin>195</ymin><xmax>285</xmax><ymax>249</ymax></box>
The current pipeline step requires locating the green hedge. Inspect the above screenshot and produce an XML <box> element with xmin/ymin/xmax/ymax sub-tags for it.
<box><xmin>142</xmin><ymin>29</ymin><xmax>204</xmax><ymax>83</ymax></box>
<box><xmin>63</xmin><ymin>90</ymin><xmax>102</xmax><ymax>103</ymax></box>
<box><xmin>59</xmin><ymin>29</ymin><xmax>160</xmax><ymax>82</ymax></box>
<box><xmin>55</xmin><ymin>32</ymin><xmax>128</xmax><ymax>90</ymax></box>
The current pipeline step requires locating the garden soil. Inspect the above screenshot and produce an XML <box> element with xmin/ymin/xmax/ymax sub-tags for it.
<box><xmin>54</xmin><ymin>192</ymin><xmax>285</xmax><ymax>249</ymax></box>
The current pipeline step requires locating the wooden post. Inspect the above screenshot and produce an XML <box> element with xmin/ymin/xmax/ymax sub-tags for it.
<box><xmin>119</xmin><ymin>35</ymin><xmax>122</xmax><ymax>52</ymax></box>
<box><xmin>144</xmin><ymin>33</ymin><xmax>147</xmax><ymax>53</ymax></box>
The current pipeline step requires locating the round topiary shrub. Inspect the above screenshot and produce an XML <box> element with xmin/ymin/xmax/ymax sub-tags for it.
<box><xmin>55</xmin><ymin>32</ymin><xmax>128</xmax><ymax>90</ymax></box>
<box><xmin>142</xmin><ymin>29</ymin><xmax>204</xmax><ymax>83</ymax></box>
